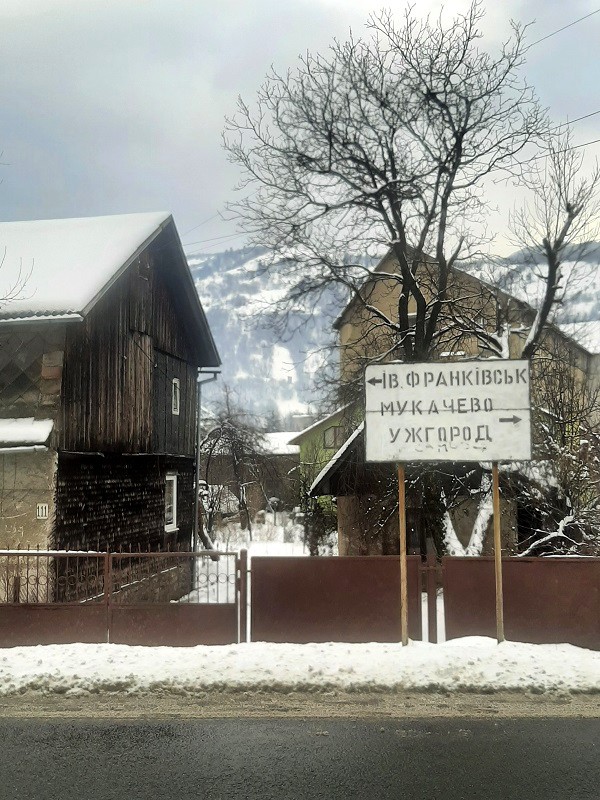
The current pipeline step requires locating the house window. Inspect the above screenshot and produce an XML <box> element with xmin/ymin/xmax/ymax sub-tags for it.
<box><xmin>172</xmin><ymin>378</ymin><xmax>180</xmax><ymax>415</ymax></box>
<box><xmin>165</xmin><ymin>473</ymin><xmax>178</xmax><ymax>531</ymax></box>
<box><xmin>324</xmin><ymin>425</ymin><xmax>345</xmax><ymax>450</ymax></box>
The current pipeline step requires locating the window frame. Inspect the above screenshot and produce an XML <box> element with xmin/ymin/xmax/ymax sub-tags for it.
<box><xmin>165</xmin><ymin>473</ymin><xmax>178</xmax><ymax>532</ymax></box>
<box><xmin>172</xmin><ymin>377</ymin><xmax>180</xmax><ymax>416</ymax></box>
<box><xmin>323</xmin><ymin>425</ymin><xmax>345</xmax><ymax>450</ymax></box>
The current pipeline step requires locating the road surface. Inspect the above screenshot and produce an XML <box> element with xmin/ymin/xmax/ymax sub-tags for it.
<box><xmin>0</xmin><ymin>694</ymin><xmax>598</xmax><ymax>799</ymax></box>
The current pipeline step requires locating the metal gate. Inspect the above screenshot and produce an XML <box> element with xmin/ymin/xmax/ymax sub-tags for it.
<box><xmin>0</xmin><ymin>549</ymin><xmax>244</xmax><ymax>647</ymax></box>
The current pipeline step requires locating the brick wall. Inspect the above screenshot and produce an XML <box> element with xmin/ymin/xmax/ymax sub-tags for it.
<box><xmin>55</xmin><ymin>454</ymin><xmax>194</xmax><ymax>551</ymax></box>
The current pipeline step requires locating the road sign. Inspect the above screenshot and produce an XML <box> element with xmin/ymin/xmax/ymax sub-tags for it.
<box><xmin>365</xmin><ymin>360</ymin><xmax>531</xmax><ymax>462</ymax></box>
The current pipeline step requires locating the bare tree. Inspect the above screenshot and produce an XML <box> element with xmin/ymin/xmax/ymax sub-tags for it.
<box><xmin>199</xmin><ymin>389</ymin><xmax>296</xmax><ymax>540</ymax></box>
<box><xmin>509</xmin><ymin>132</ymin><xmax>600</xmax><ymax>358</ymax></box>
<box><xmin>225</xmin><ymin>1</ymin><xmax>547</xmax><ymax>367</ymax></box>
<box><xmin>510</xmin><ymin>337</ymin><xmax>600</xmax><ymax>556</ymax></box>
<box><xmin>224</xmin><ymin>3</ymin><xmax>600</xmax><ymax>557</ymax></box>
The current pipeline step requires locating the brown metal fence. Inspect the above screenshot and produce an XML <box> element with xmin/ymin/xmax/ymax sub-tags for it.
<box><xmin>250</xmin><ymin>555</ymin><xmax>422</xmax><ymax>643</ymax></box>
<box><xmin>0</xmin><ymin>549</ymin><xmax>242</xmax><ymax>647</ymax></box>
<box><xmin>442</xmin><ymin>556</ymin><xmax>600</xmax><ymax>650</ymax></box>
<box><xmin>1</xmin><ymin>550</ymin><xmax>599</xmax><ymax>649</ymax></box>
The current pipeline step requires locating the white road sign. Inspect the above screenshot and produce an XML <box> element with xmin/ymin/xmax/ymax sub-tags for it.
<box><xmin>365</xmin><ymin>361</ymin><xmax>531</xmax><ymax>463</ymax></box>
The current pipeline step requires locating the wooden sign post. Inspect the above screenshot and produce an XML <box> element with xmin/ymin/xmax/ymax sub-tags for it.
<box><xmin>365</xmin><ymin>361</ymin><xmax>531</xmax><ymax>649</ymax></box>
<box><xmin>492</xmin><ymin>461</ymin><xmax>505</xmax><ymax>643</ymax></box>
<box><xmin>397</xmin><ymin>463</ymin><xmax>409</xmax><ymax>646</ymax></box>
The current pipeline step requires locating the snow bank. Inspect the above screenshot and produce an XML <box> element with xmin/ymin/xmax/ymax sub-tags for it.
<box><xmin>0</xmin><ymin>639</ymin><xmax>598</xmax><ymax>696</ymax></box>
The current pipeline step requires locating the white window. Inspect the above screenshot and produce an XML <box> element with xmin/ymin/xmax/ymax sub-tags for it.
<box><xmin>165</xmin><ymin>473</ymin><xmax>178</xmax><ymax>531</ymax></box>
<box><xmin>172</xmin><ymin>378</ymin><xmax>180</xmax><ymax>415</ymax></box>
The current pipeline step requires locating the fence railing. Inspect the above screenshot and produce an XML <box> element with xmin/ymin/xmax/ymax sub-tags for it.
<box><xmin>0</xmin><ymin>549</ymin><xmax>238</xmax><ymax>606</ymax></box>
<box><xmin>1</xmin><ymin>551</ymin><xmax>597</xmax><ymax>650</ymax></box>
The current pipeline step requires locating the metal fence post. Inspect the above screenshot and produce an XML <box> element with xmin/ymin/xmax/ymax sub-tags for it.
<box><xmin>238</xmin><ymin>548</ymin><xmax>248</xmax><ymax>644</ymax></box>
<box><xmin>104</xmin><ymin>549</ymin><xmax>112</xmax><ymax>644</ymax></box>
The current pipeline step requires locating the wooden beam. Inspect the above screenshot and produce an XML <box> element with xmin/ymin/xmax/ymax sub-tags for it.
<box><xmin>492</xmin><ymin>461</ymin><xmax>505</xmax><ymax>644</ymax></box>
<box><xmin>397</xmin><ymin>463</ymin><xmax>409</xmax><ymax>646</ymax></box>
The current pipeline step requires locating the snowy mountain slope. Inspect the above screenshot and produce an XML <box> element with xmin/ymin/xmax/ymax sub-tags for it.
<box><xmin>187</xmin><ymin>245</ymin><xmax>600</xmax><ymax>417</ymax></box>
<box><xmin>188</xmin><ymin>246</ymin><xmax>338</xmax><ymax>418</ymax></box>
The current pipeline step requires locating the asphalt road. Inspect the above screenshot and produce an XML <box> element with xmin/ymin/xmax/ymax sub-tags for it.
<box><xmin>1</xmin><ymin>715</ymin><xmax>598</xmax><ymax>800</ymax></box>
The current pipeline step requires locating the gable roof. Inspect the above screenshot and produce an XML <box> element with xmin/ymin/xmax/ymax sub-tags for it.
<box><xmin>0</xmin><ymin>212</ymin><xmax>172</xmax><ymax>319</ymax></box>
<box><xmin>309</xmin><ymin>423</ymin><xmax>364</xmax><ymax>496</ymax></box>
<box><xmin>331</xmin><ymin>248</ymin><xmax>599</xmax><ymax>359</ymax></box>
<box><xmin>288</xmin><ymin>404</ymin><xmax>352</xmax><ymax>445</ymax></box>
<box><xmin>0</xmin><ymin>211</ymin><xmax>220</xmax><ymax>367</ymax></box>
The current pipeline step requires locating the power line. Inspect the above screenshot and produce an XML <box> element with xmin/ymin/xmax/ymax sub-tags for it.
<box><xmin>183</xmin><ymin>231</ymin><xmax>247</xmax><ymax>248</ymax></box>
<box><xmin>181</xmin><ymin>212</ymin><xmax>222</xmax><ymax>238</ymax></box>
<box><xmin>529</xmin><ymin>7</ymin><xmax>600</xmax><ymax>47</ymax></box>
<box><xmin>531</xmin><ymin>136</ymin><xmax>600</xmax><ymax>162</ymax></box>
<box><xmin>552</xmin><ymin>109</ymin><xmax>600</xmax><ymax>132</ymax></box>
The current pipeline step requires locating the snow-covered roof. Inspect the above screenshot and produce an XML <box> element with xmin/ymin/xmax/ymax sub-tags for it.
<box><xmin>261</xmin><ymin>432</ymin><xmax>300</xmax><ymax>456</ymax></box>
<box><xmin>0</xmin><ymin>212</ymin><xmax>171</xmax><ymax>318</ymax></box>
<box><xmin>557</xmin><ymin>321</ymin><xmax>600</xmax><ymax>355</ymax></box>
<box><xmin>0</xmin><ymin>418</ymin><xmax>54</xmax><ymax>447</ymax></box>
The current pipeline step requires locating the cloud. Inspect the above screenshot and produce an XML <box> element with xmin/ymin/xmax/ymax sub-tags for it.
<box><xmin>0</xmin><ymin>0</ymin><xmax>597</xmax><ymax>249</ymax></box>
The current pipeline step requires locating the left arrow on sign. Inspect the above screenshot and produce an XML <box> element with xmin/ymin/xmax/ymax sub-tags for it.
<box><xmin>367</xmin><ymin>377</ymin><xmax>383</xmax><ymax>386</ymax></box>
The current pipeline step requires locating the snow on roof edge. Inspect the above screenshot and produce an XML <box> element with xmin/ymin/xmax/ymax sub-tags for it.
<box><xmin>260</xmin><ymin>432</ymin><xmax>300</xmax><ymax>456</ymax></box>
<box><xmin>309</xmin><ymin>422</ymin><xmax>364</xmax><ymax>496</ymax></box>
<box><xmin>289</xmin><ymin>404</ymin><xmax>352</xmax><ymax>445</ymax></box>
<box><xmin>0</xmin><ymin>418</ymin><xmax>54</xmax><ymax>446</ymax></box>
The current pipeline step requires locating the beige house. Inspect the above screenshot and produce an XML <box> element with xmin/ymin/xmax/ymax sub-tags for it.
<box><xmin>310</xmin><ymin>254</ymin><xmax>599</xmax><ymax>557</ymax></box>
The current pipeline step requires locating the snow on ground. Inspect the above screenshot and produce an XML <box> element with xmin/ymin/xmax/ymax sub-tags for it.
<box><xmin>179</xmin><ymin>513</ymin><xmax>312</xmax><ymax>604</ymax></box>
<box><xmin>0</xmin><ymin>638</ymin><xmax>598</xmax><ymax>696</ymax></box>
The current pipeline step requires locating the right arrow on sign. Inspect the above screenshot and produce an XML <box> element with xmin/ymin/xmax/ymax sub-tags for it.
<box><xmin>499</xmin><ymin>415</ymin><xmax>521</xmax><ymax>424</ymax></box>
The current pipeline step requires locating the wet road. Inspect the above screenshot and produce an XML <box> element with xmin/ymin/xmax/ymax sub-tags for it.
<box><xmin>1</xmin><ymin>716</ymin><xmax>598</xmax><ymax>799</ymax></box>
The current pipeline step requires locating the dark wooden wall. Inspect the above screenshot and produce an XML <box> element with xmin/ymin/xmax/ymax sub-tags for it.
<box><xmin>152</xmin><ymin>351</ymin><xmax>196</xmax><ymax>455</ymax></box>
<box><xmin>60</xmin><ymin>234</ymin><xmax>199</xmax><ymax>456</ymax></box>
<box><xmin>54</xmin><ymin>453</ymin><xmax>194</xmax><ymax>551</ymax></box>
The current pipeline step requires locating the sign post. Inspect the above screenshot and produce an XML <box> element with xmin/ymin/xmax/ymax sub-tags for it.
<box><xmin>365</xmin><ymin>360</ymin><xmax>531</xmax><ymax>646</ymax></box>
<box><xmin>492</xmin><ymin>462</ymin><xmax>504</xmax><ymax>643</ymax></box>
<box><xmin>397</xmin><ymin>463</ymin><xmax>409</xmax><ymax>646</ymax></box>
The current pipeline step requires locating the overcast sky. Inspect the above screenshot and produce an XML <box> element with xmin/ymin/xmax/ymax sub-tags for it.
<box><xmin>0</xmin><ymin>0</ymin><xmax>599</xmax><ymax>255</ymax></box>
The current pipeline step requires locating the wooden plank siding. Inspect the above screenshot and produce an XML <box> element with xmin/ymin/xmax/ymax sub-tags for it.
<box><xmin>60</xmin><ymin>236</ymin><xmax>199</xmax><ymax>456</ymax></box>
<box><xmin>151</xmin><ymin>350</ymin><xmax>196</xmax><ymax>456</ymax></box>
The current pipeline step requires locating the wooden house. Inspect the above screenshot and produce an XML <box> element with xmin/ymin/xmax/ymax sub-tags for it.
<box><xmin>0</xmin><ymin>212</ymin><xmax>220</xmax><ymax>551</ymax></box>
